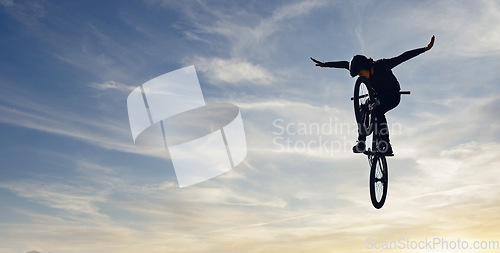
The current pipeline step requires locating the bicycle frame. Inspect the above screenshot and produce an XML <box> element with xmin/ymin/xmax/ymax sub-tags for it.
<box><xmin>352</xmin><ymin>77</ymin><xmax>410</xmax><ymax>152</ymax></box>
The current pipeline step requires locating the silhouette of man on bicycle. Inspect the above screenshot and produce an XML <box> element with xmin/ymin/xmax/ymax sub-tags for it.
<box><xmin>312</xmin><ymin>36</ymin><xmax>435</xmax><ymax>155</ymax></box>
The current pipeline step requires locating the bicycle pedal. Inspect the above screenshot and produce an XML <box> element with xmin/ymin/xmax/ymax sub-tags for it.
<box><xmin>369</xmin><ymin>99</ymin><xmax>380</xmax><ymax>110</ymax></box>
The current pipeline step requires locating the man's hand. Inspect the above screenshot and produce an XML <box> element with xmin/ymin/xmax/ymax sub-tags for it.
<box><xmin>425</xmin><ymin>35</ymin><xmax>435</xmax><ymax>51</ymax></box>
<box><xmin>310</xmin><ymin>57</ymin><xmax>325</xmax><ymax>67</ymax></box>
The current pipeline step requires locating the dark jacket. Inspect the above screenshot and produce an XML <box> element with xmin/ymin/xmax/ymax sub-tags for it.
<box><xmin>324</xmin><ymin>47</ymin><xmax>427</xmax><ymax>96</ymax></box>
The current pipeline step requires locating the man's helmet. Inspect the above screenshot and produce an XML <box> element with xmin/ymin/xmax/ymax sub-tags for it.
<box><xmin>349</xmin><ymin>55</ymin><xmax>373</xmax><ymax>77</ymax></box>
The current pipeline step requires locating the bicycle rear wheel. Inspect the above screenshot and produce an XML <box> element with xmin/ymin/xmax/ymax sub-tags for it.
<box><xmin>369</xmin><ymin>155</ymin><xmax>388</xmax><ymax>209</ymax></box>
<box><xmin>353</xmin><ymin>77</ymin><xmax>373</xmax><ymax>136</ymax></box>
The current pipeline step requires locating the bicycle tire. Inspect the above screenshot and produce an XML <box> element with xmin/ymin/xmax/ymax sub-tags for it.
<box><xmin>369</xmin><ymin>154</ymin><xmax>388</xmax><ymax>209</ymax></box>
<box><xmin>353</xmin><ymin>77</ymin><xmax>373</xmax><ymax>136</ymax></box>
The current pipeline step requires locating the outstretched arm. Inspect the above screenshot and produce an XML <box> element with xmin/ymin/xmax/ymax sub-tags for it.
<box><xmin>386</xmin><ymin>35</ymin><xmax>435</xmax><ymax>69</ymax></box>
<box><xmin>310</xmin><ymin>57</ymin><xmax>349</xmax><ymax>69</ymax></box>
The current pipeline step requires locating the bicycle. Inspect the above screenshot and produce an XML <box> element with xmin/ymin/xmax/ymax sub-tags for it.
<box><xmin>351</xmin><ymin>77</ymin><xmax>410</xmax><ymax>209</ymax></box>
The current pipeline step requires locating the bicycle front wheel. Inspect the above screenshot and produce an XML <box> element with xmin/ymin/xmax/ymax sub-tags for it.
<box><xmin>353</xmin><ymin>77</ymin><xmax>373</xmax><ymax>136</ymax></box>
<box><xmin>369</xmin><ymin>155</ymin><xmax>388</xmax><ymax>209</ymax></box>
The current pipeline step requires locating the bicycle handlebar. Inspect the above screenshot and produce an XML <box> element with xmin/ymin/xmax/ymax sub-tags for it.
<box><xmin>350</xmin><ymin>91</ymin><xmax>410</xmax><ymax>100</ymax></box>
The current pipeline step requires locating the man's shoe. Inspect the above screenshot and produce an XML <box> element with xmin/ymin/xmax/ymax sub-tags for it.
<box><xmin>352</xmin><ymin>141</ymin><xmax>366</xmax><ymax>153</ymax></box>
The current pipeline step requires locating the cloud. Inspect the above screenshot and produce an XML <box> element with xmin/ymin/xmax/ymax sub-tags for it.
<box><xmin>425</xmin><ymin>0</ymin><xmax>500</xmax><ymax>57</ymax></box>
<box><xmin>0</xmin><ymin>84</ymin><xmax>174</xmax><ymax>160</ymax></box>
<box><xmin>89</xmin><ymin>80</ymin><xmax>135</xmax><ymax>92</ymax></box>
<box><xmin>0</xmin><ymin>0</ymin><xmax>13</xmax><ymax>7</ymax></box>
<box><xmin>386</xmin><ymin>141</ymin><xmax>500</xmax><ymax>235</ymax></box>
<box><xmin>234</xmin><ymin>0</ymin><xmax>328</xmax><ymax>50</ymax></box>
<box><xmin>0</xmin><ymin>100</ymin><xmax>138</xmax><ymax>155</ymax></box>
<box><xmin>176</xmin><ymin>0</ymin><xmax>328</xmax><ymax>82</ymax></box>
<box><xmin>1</xmin><ymin>0</ymin><xmax>46</xmax><ymax>25</ymax></box>
<box><xmin>192</xmin><ymin>57</ymin><xmax>276</xmax><ymax>85</ymax></box>
<box><xmin>359</xmin><ymin>1</ymin><xmax>500</xmax><ymax>58</ymax></box>
<box><xmin>0</xmin><ymin>180</ymin><xmax>108</xmax><ymax>216</ymax></box>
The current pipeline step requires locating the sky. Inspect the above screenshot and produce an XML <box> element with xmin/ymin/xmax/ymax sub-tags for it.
<box><xmin>1</xmin><ymin>0</ymin><xmax>500</xmax><ymax>252</ymax></box>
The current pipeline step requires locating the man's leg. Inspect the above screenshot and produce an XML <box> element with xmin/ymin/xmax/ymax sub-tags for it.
<box><xmin>353</xmin><ymin>123</ymin><xmax>366</xmax><ymax>153</ymax></box>
<box><xmin>376</xmin><ymin>113</ymin><xmax>388</xmax><ymax>140</ymax></box>
<box><xmin>376</xmin><ymin>94</ymin><xmax>400</xmax><ymax>154</ymax></box>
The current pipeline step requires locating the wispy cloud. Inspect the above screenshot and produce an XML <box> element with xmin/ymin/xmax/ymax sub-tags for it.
<box><xmin>0</xmin><ymin>0</ymin><xmax>13</xmax><ymax>7</ymax></box>
<box><xmin>0</xmin><ymin>84</ymin><xmax>160</xmax><ymax>160</ymax></box>
<box><xmin>175</xmin><ymin>1</ymin><xmax>328</xmax><ymax>85</ymax></box>
<box><xmin>89</xmin><ymin>80</ymin><xmax>135</xmax><ymax>92</ymax></box>
<box><xmin>358</xmin><ymin>0</ymin><xmax>500</xmax><ymax>58</ymax></box>
<box><xmin>0</xmin><ymin>0</ymin><xmax>46</xmax><ymax>28</ymax></box>
<box><xmin>190</xmin><ymin>57</ymin><xmax>276</xmax><ymax>85</ymax></box>
<box><xmin>0</xmin><ymin>180</ymin><xmax>108</xmax><ymax>217</ymax></box>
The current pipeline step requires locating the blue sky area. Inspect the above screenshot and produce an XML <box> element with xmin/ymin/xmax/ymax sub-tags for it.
<box><xmin>1</xmin><ymin>0</ymin><xmax>500</xmax><ymax>252</ymax></box>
